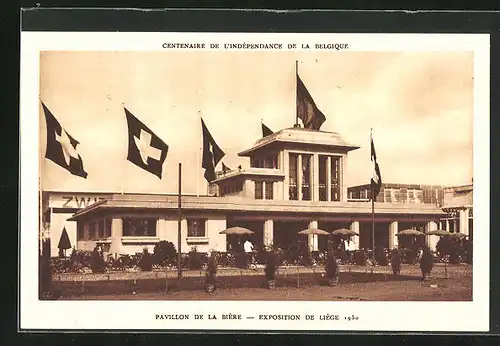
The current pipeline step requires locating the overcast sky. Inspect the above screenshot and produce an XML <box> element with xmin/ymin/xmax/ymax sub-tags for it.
<box><xmin>39</xmin><ymin>50</ymin><xmax>473</xmax><ymax>194</ymax></box>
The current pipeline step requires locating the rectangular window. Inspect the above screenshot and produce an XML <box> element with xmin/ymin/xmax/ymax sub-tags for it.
<box><xmin>89</xmin><ymin>222</ymin><xmax>96</xmax><ymax>240</ymax></box>
<box><xmin>330</xmin><ymin>156</ymin><xmax>341</xmax><ymax>201</ymax></box>
<box><xmin>302</xmin><ymin>154</ymin><xmax>312</xmax><ymax>201</ymax></box>
<box><xmin>255</xmin><ymin>181</ymin><xmax>263</xmax><ymax>199</ymax></box>
<box><xmin>105</xmin><ymin>219</ymin><xmax>112</xmax><ymax>238</ymax></box>
<box><xmin>265</xmin><ymin>181</ymin><xmax>273</xmax><ymax>200</ymax></box>
<box><xmin>289</xmin><ymin>153</ymin><xmax>298</xmax><ymax>200</ymax></box>
<box><xmin>123</xmin><ymin>218</ymin><xmax>157</xmax><ymax>237</ymax></box>
<box><xmin>98</xmin><ymin>219</ymin><xmax>105</xmax><ymax>239</ymax></box>
<box><xmin>384</xmin><ymin>188</ymin><xmax>392</xmax><ymax>203</ymax></box>
<box><xmin>187</xmin><ymin>219</ymin><xmax>206</xmax><ymax>237</ymax></box>
<box><xmin>318</xmin><ymin>155</ymin><xmax>327</xmax><ymax>201</ymax></box>
<box><xmin>415</xmin><ymin>190</ymin><xmax>423</xmax><ymax>203</ymax></box>
<box><xmin>77</xmin><ymin>222</ymin><xmax>84</xmax><ymax>241</ymax></box>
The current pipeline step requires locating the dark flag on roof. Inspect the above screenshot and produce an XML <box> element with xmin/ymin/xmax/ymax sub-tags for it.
<box><xmin>42</xmin><ymin>102</ymin><xmax>88</xmax><ymax>178</ymax></box>
<box><xmin>202</xmin><ymin>118</ymin><xmax>225</xmax><ymax>183</ymax></box>
<box><xmin>262</xmin><ymin>123</ymin><xmax>273</xmax><ymax>137</ymax></box>
<box><xmin>125</xmin><ymin>107</ymin><xmax>169</xmax><ymax>179</ymax></box>
<box><xmin>296</xmin><ymin>74</ymin><xmax>327</xmax><ymax>130</ymax></box>
<box><xmin>371</xmin><ymin>136</ymin><xmax>382</xmax><ymax>200</ymax></box>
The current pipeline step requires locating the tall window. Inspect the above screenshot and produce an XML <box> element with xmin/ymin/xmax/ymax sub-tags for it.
<box><xmin>289</xmin><ymin>153</ymin><xmax>298</xmax><ymax>200</ymax></box>
<box><xmin>330</xmin><ymin>156</ymin><xmax>340</xmax><ymax>201</ymax></box>
<box><xmin>255</xmin><ymin>181</ymin><xmax>264</xmax><ymax>199</ymax></box>
<box><xmin>97</xmin><ymin>220</ymin><xmax>105</xmax><ymax>239</ymax></box>
<box><xmin>318</xmin><ymin>155</ymin><xmax>327</xmax><ymax>201</ymax></box>
<box><xmin>384</xmin><ymin>188</ymin><xmax>392</xmax><ymax>202</ymax></box>
<box><xmin>123</xmin><ymin>218</ymin><xmax>157</xmax><ymax>237</ymax></box>
<box><xmin>105</xmin><ymin>219</ymin><xmax>112</xmax><ymax>238</ymax></box>
<box><xmin>89</xmin><ymin>222</ymin><xmax>96</xmax><ymax>240</ymax></box>
<box><xmin>187</xmin><ymin>219</ymin><xmax>206</xmax><ymax>237</ymax></box>
<box><xmin>77</xmin><ymin>222</ymin><xmax>84</xmax><ymax>241</ymax></box>
<box><xmin>265</xmin><ymin>181</ymin><xmax>274</xmax><ymax>200</ymax></box>
<box><xmin>302</xmin><ymin>154</ymin><xmax>312</xmax><ymax>201</ymax></box>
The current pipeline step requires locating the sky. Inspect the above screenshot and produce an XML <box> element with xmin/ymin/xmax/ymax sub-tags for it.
<box><xmin>39</xmin><ymin>50</ymin><xmax>473</xmax><ymax>194</ymax></box>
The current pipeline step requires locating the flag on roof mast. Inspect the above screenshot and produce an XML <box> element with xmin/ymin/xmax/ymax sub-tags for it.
<box><xmin>370</xmin><ymin>134</ymin><xmax>382</xmax><ymax>200</ymax></box>
<box><xmin>221</xmin><ymin>162</ymin><xmax>231</xmax><ymax>174</ymax></box>
<box><xmin>201</xmin><ymin>118</ymin><xmax>225</xmax><ymax>183</ymax></box>
<box><xmin>296</xmin><ymin>74</ymin><xmax>327</xmax><ymax>130</ymax></box>
<box><xmin>41</xmin><ymin>102</ymin><xmax>88</xmax><ymax>178</ymax></box>
<box><xmin>124</xmin><ymin>107</ymin><xmax>169</xmax><ymax>179</ymax></box>
<box><xmin>262</xmin><ymin>122</ymin><xmax>274</xmax><ymax>137</ymax></box>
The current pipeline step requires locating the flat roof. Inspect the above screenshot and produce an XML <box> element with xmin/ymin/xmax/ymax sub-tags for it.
<box><xmin>68</xmin><ymin>193</ymin><xmax>446</xmax><ymax>221</ymax></box>
<box><xmin>212</xmin><ymin>167</ymin><xmax>285</xmax><ymax>184</ymax></box>
<box><xmin>238</xmin><ymin>127</ymin><xmax>360</xmax><ymax>157</ymax></box>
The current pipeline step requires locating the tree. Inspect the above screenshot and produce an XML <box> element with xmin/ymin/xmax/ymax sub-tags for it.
<box><xmin>57</xmin><ymin>227</ymin><xmax>72</xmax><ymax>258</ymax></box>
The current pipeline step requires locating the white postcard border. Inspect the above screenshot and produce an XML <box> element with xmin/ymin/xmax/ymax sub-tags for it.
<box><xmin>19</xmin><ymin>32</ymin><xmax>490</xmax><ymax>332</ymax></box>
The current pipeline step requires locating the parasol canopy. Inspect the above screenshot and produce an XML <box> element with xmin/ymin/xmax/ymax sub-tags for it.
<box><xmin>426</xmin><ymin>229</ymin><xmax>452</xmax><ymax>236</ymax></box>
<box><xmin>297</xmin><ymin>228</ymin><xmax>330</xmax><ymax>236</ymax></box>
<box><xmin>219</xmin><ymin>226</ymin><xmax>255</xmax><ymax>235</ymax></box>
<box><xmin>397</xmin><ymin>229</ymin><xmax>425</xmax><ymax>236</ymax></box>
<box><xmin>449</xmin><ymin>232</ymin><xmax>468</xmax><ymax>238</ymax></box>
<box><xmin>331</xmin><ymin>228</ymin><xmax>359</xmax><ymax>236</ymax></box>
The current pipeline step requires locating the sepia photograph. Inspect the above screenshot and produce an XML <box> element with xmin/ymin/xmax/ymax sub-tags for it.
<box><xmin>20</xmin><ymin>31</ymin><xmax>489</xmax><ymax>331</ymax></box>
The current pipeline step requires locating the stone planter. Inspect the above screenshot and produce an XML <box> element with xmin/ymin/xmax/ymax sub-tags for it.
<box><xmin>267</xmin><ymin>280</ymin><xmax>276</xmax><ymax>289</ymax></box>
<box><xmin>206</xmin><ymin>283</ymin><xmax>216</xmax><ymax>293</ymax></box>
<box><xmin>328</xmin><ymin>277</ymin><xmax>339</xmax><ymax>287</ymax></box>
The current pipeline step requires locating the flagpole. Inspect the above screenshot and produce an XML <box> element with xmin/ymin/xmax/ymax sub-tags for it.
<box><xmin>177</xmin><ymin>162</ymin><xmax>182</xmax><ymax>279</ymax></box>
<box><xmin>295</xmin><ymin>60</ymin><xmax>299</xmax><ymax>126</ymax></box>
<box><xmin>371</xmin><ymin>129</ymin><xmax>376</xmax><ymax>265</ymax></box>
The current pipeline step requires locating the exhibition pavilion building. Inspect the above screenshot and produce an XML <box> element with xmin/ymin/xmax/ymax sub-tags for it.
<box><xmin>42</xmin><ymin>126</ymin><xmax>473</xmax><ymax>257</ymax></box>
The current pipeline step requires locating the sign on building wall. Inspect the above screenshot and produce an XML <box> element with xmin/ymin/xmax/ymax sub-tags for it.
<box><xmin>49</xmin><ymin>194</ymin><xmax>110</xmax><ymax>209</ymax></box>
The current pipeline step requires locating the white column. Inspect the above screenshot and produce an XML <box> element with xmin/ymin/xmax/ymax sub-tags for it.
<box><xmin>425</xmin><ymin>221</ymin><xmax>438</xmax><ymax>251</ymax></box>
<box><xmin>445</xmin><ymin>219</ymin><xmax>450</xmax><ymax>232</ymax></box>
<box><xmin>326</xmin><ymin>156</ymin><xmax>332</xmax><ymax>201</ymax></box>
<box><xmin>388</xmin><ymin>221</ymin><xmax>399</xmax><ymax>249</ymax></box>
<box><xmin>297</xmin><ymin>154</ymin><xmax>302</xmax><ymax>201</ymax></box>
<box><xmin>460</xmin><ymin>208</ymin><xmax>469</xmax><ymax>236</ymax></box>
<box><xmin>109</xmin><ymin>218</ymin><xmax>123</xmax><ymax>257</ymax></box>
<box><xmin>283</xmin><ymin>150</ymin><xmax>289</xmax><ymax>200</ymax></box>
<box><xmin>156</xmin><ymin>217</ymin><xmax>167</xmax><ymax>240</ymax></box>
<box><xmin>263</xmin><ymin>220</ymin><xmax>274</xmax><ymax>248</ymax></box>
<box><xmin>312</xmin><ymin>153</ymin><xmax>319</xmax><ymax>201</ymax></box>
<box><xmin>349</xmin><ymin>221</ymin><xmax>360</xmax><ymax>250</ymax></box>
<box><xmin>308</xmin><ymin>220</ymin><xmax>318</xmax><ymax>251</ymax></box>
<box><xmin>341</xmin><ymin>155</ymin><xmax>347</xmax><ymax>202</ymax></box>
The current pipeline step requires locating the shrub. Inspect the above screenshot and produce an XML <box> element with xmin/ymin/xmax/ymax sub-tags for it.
<box><xmin>436</xmin><ymin>236</ymin><xmax>453</xmax><ymax>260</ymax></box>
<box><xmin>375</xmin><ymin>247</ymin><xmax>388</xmax><ymax>266</ymax></box>
<box><xmin>187</xmin><ymin>247</ymin><xmax>204</xmax><ymax>270</ymax></box>
<box><xmin>401</xmin><ymin>248</ymin><xmax>418</xmax><ymax>264</ymax></box>
<box><xmin>284</xmin><ymin>240</ymin><xmax>305</xmax><ymax>265</ymax></box>
<box><xmin>449</xmin><ymin>243</ymin><xmax>461</xmax><ymax>264</ymax></box>
<box><xmin>264</xmin><ymin>250</ymin><xmax>278</xmax><ymax>281</ymax></box>
<box><xmin>300</xmin><ymin>251</ymin><xmax>314</xmax><ymax>266</ymax></box>
<box><xmin>153</xmin><ymin>241</ymin><xmax>177</xmax><ymax>267</ymax></box>
<box><xmin>419</xmin><ymin>246</ymin><xmax>434</xmax><ymax>276</ymax></box>
<box><xmin>205</xmin><ymin>251</ymin><xmax>217</xmax><ymax>285</ymax></box>
<box><xmin>138</xmin><ymin>248</ymin><xmax>153</xmax><ymax>272</ymax></box>
<box><xmin>324</xmin><ymin>250</ymin><xmax>338</xmax><ymax>279</ymax></box>
<box><xmin>465</xmin><ymin>240</ymin><xmax>473</xmax><ymax>264</ymax></box>
<box><xmin>335</xmin><ymin>247</ymin><xmax>349</xmax><ymax>264</ymax></box>
<box><xmin>390</xmin><ymin>249</ymin><xmax>402</xmax><ymax>275</ymax></box>
<box><xmin>353</xmin><ymin>250</ymin><xmax>367</xmax><ymax>265</ymax></box>
<box><xmin>90</xmin><ymin>248</ymin><xmax>106</xmax><ymax>273</ymax></box>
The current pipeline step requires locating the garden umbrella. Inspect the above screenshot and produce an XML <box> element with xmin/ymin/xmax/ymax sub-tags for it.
<box><xmin>397</xmin><ymin>229</ymin><xmax>425</xmax><ymax>236</ymax></box>
<box><xmin>219</xmin><ymin>226</ymin><xmax>255</xmax><ymax>235</ymax></box>
<box><xmin>397</xmin><ymin>228</ymin><xmax>424</xmax><ymax>248</ymax></box>
<box><xmin>57</xmin><ymin>227</ymin><xmax>72</xmax><ymax>257</ymax></box>
<box><xmin>449</xmin><ymin>232</ymin><xmax>468</xmax><ymax>238</ymax></box>
<box><xmin>426</xmin><ymin>229</ymin><xmax>451</xmax><ymax>236</ymax></box>
<box><xmin>331</xmin><ymin>228</ymin><xmax>359</xmax><ymax>237</ymax></box>
<box><xmin>297</xmin><ymin>228</ymin><xmax>330</xmax><ymax>236</ymax></box>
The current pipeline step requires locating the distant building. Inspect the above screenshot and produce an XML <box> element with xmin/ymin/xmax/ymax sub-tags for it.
<box><xmin>43</xmin><ymin>126</ymin><xmax>470</xmax><ymax>257</ymax></box>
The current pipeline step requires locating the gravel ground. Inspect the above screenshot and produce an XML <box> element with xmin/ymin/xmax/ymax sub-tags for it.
<box><xmin>55</xmin><ymin>264</ymin><xmax>472</xmax><ymax>301</ymax></box>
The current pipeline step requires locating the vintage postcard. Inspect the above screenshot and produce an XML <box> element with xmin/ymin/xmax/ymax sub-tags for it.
<box><xmin>19</xmin><ymin>30</ymin><xmax>489</xmax><ymax>332</ymax></box>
